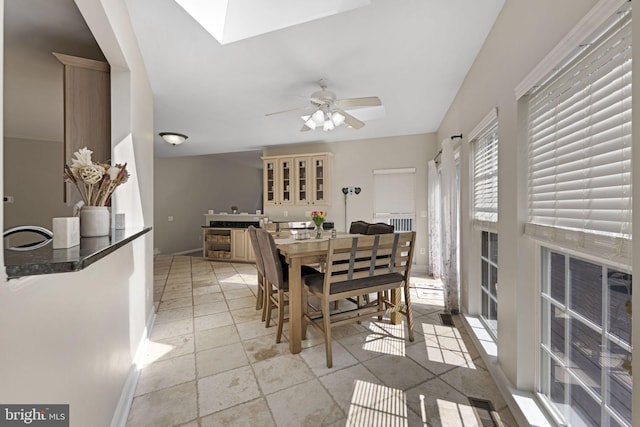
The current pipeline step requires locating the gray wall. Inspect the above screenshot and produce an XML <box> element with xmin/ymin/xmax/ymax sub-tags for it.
<box><xmin>154</xmin><ymin>151</ymin><xmax>262</xmax><ymax>254</ymax></box>
<box><xmin>4</xmin><ymin>137</ymin><xmax>73</xmax><ymax>229</ymax></box>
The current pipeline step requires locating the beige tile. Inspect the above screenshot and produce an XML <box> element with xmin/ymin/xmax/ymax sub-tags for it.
<box><xmin>299</xmin><ymin>341</ymin><xmax>359</xmax><ymax>377</ymax></box>
<box><xmin>266</xmin><ymin>379</ymin><xmax>344</xmax><ymax>427</ymax></box>
<box><xmin>200</xmin><ymin>398</ymin><xmax>275</xmax><ymax>427</ymax></box>
<box><xmin>193</xmin><ymin>301</ymin><xmax>229</xmax><ymax>317</ymax></box>
<box><xmin>253</xmin><ymin>354</ymin><xmax>314</xmax><ymax>395</ymax></box>
<box><xmin>338</xmin><ymin>331</ymin><xmax>406</xmax><ymax>362</ymax></box>
<box><xmin>438</xmin><ymin>364</ymin><xmax>507</xmax><ymax>410</ymax></box>
<box><xmin>405</xmin><ymin>378</ymin><xmax>477</xmax><ymax>427</ymax></box>
<box><xmin>344</xmin><ymin>379</ymin><xmax>413</xmax><ymax>426</ymax></box>
<box><xmin>227</xmin><ymin>295</ymin><xmax>257</xmax><ymax>310</ymax></box>
<box><xmin>194</xmin><ymin>311</ymin><xmax>234</xmax><ymax>331</ymax></box>
<box><xmin>127</xmin><ymin>381</ymin><xmax>197</xmax><ymax>427</ymax></box>
<box><xmin>134</xmin><ymin>353</ymin><xmax>195</xmax><ymax>396</ymax></box>
<box><xmin>151</xmin><ymin>318</ymin><xmax>194</xmax><ymax>340</ymax></box>
<box><xmin>198</xmin><ymin>366</ymin><xmax>261</xmax><ymax>416</ymax></box>
<box><xmin>224</xmin><ymin>288</ymin><xmax>255</xmax><ymax>300</ymax></box>
<box><xmin>319</xmin><ymin>363</ymin><xmax>382</xmax><ymax>413</ymax></box>
<box><xmin>231</xmin><ymin>306</ymin><xmax>264</xmax><ymax>323</ymax></box>
<box><xmin>236</xmin><ymin>319</ymin><xmax>277</xmax><ymax>341</ymax></box>
<box><xmin>161</xmin><ymin>288</ymin><xmax>193</xmax><ymax>300</ymax></box>
<box><xmin>155</xmin><ymin>306</ymin><xmax>194</xmax><ymax>324</ymax></box>
<box><xmin>159</xmin><ymin>296</ymin><xmax>193</xmax><ymax>311</ymax></box>
<box><xmin>362</xmin><ymin>354</ymin><xmax>434</xmax><ymax>390</ymax></box>
<box><xmin>143</xmin><ymin>333</ymin><xmax>194</xmax><ymax>364</ymax></box>
<box><xmin>242</xmin><ymin>333</ymin><xmax>288</xmax><ymax>364</ymax></box>
<box><xmin>196</xmin><ymin>342</ymin><xmax>249</xmax><ymax>378</ymax></box>
<box><xmin>195</xmin><ymin>324</ymin><xmax>240</xmax><ymax>351</ymax></box>
<box><xmin>192</xmin><ymin>285</ymin><xmax>222</xmax><ymax>296</ymax></box>
<box><xmin>194</xmin><ymin>292</ymin><xmax>225</xmax><ymax>306</ymax></box>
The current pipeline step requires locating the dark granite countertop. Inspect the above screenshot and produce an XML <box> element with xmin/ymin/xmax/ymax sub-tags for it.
<box><xmin>4</xmin><ymin>226</ymin><xmax>152</xmax><ymax>279</ymax></box>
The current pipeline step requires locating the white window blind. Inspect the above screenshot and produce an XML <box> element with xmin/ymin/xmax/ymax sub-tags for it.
<box><xmin>472</xmin><ymin>122</ymin><xmax>498</xmax><ymax>223</ymax></box>
<box><xmin>527</xmin><ymin>8</ymin><xmax>631</xmax><ymax>243</ymax></box>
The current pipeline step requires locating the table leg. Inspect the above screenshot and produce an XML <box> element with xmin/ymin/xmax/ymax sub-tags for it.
<box><xmin>288</xmin><ymin>257</ymin><xmax>303</xmax><ymax>354</ymax></box>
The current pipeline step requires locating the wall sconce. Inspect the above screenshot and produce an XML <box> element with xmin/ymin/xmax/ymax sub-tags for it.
<box><xmin>159</xmin><ymin>132</ymin><xmax>188</xmax><ymax>146</ymax></box>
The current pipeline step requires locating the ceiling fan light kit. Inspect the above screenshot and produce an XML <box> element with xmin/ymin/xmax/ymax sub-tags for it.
<box><xmin>268</xmin><ymin>80</ymin><xmax>382</xmax><ymax>132</ymax></box>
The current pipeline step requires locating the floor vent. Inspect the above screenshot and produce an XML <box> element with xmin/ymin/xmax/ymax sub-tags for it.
<box><xmin>439</xmin><ymin>313</ymin><xmax>455</xmax><ymax>327</ymax></box>
<box><xmin>468</xmin><ymin>398</ymin><xmax>503</xmax><ymax>427</ymax></box>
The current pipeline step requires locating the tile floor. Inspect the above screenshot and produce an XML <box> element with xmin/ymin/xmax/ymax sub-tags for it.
<box><xmin>126</xmin><ymin>255</ymin><xmax>518</xmax><ymax>427</ymax></box>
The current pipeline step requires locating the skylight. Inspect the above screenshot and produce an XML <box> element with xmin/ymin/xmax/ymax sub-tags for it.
<box><xmin>174</xmin><ymin>0</ymin><xmax>371</xmax><ymax>44</ymax></box>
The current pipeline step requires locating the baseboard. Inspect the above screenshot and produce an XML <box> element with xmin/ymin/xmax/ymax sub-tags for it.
<box><xmin>173</xmin><ymin>247</ymin><xmax>202</xmax><ymax>256</ymax></box>
<box><xmin>110</xmin><ymin>307</ymin><xmax>156</xmax><ymax>427</ymax></box>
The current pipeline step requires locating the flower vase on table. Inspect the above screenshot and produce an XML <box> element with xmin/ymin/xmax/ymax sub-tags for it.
<box><xmin>310</xmin><ymin>211</ymin><xmax>327</xmax><ymax>239</ymax></box>
<box><xmin>64</xmin><ymin>147</ymin><xmax>129</xmax><ymax>237</ymax></box>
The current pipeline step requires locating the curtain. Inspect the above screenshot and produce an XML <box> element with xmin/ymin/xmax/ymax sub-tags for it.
<box><xmin>440</xmin><ymin>140</ymin><xmax>459</xmax><ymax>313</ymax></box>
<box><xmin>427</xmin><ymin>160</ymin><xmax>441</xmax><ymax>278</ymax></box>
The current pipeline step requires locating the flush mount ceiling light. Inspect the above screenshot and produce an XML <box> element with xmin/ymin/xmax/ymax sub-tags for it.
<box><xmin>301</xmin><ymin>110</ymin><xmax>346</xmax><ymax>132</ymax></box>
<box><xmin>159</xmin><ymin>132</ymin><xmax>188</xmax><ymax>146</ymax></box>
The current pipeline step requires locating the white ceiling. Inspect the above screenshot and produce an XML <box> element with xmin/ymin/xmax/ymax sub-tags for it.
<box><xmin>4</xmin><ymin>0</ymin><xmax>505</xmax><ymax>158</ymax></box>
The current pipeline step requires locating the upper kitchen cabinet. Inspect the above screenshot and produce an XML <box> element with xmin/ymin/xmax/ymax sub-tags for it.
<box><xmin>263</xmin><ymin>153</ymin><xmax>332</xmax><ymax>207</ymax></box>
<box><xmin>54</xmin><ymin>53</ymin><xmax>110</xmax><ymax>205</ymax></box>
<box><xmin>295</xmin><ymin>154</ymin><xmax>332</xmax><ymax>206</ymax></box>
<box><xmin>263</xmin><ymin>157</ymin><xmax>294</xmax><ymax>206</ymax></box>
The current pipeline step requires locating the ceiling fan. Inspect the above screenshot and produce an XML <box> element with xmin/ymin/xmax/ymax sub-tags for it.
<box><xmin>265</xmin><ymin>80</ymin><xmax>382</xmax><ymax>132</ymax></box>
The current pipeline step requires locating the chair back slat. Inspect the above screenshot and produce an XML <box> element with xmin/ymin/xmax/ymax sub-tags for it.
<box><xmin>322</xmin><ymin>232</ymin><xmax>415</xmax><ymax>292</ymax></box>
<box><xmin>247</xmin><ymin>226</ymin><xmax>265</xmax><ymax>275</ymax></box>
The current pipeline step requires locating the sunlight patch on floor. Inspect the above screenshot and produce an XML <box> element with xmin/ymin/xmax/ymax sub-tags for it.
<box><xmin>139</xmin><ymin>341</ymin><xmax>176</xmax><ymax>369</ymax></box>
<box><xmin>422</xmin><ymin>324</ymin><xmax>475</xmax><ymax>369</ymax></box>
<box><xmin>362</xmin><ymin>322</ymin><xmax>406</xmax><ymax>356</ymax></box>
<box><xmin>347</xmin><ymin>380</ymin><xmax>408</xmax><ymax>427</ymax></box>
<box><xmin>432</xmin><ymin>398</ymin><xmax>478</xmax><ymax>427</ymax></box>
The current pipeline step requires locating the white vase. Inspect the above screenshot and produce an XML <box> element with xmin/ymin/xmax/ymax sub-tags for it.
<box><xmin>80</xmin><ymin>206</ymin><xmax>110</xmax><ymax>237</ymax></box>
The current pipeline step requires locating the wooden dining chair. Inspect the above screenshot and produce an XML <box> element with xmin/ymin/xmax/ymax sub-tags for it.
<box><xmin>247</xmin><ymin>226</ymin><xmax>268</xmax><ymax>321</ymax></box>
<box><xmin>302</xmin><ymin>231</ymin><xmax>416</xmax><ymax>368</ymax></box>
<box><xmin>256</xmin><ymin>228</ymin><xmax>319</xmax><ymax>342</ymax></box>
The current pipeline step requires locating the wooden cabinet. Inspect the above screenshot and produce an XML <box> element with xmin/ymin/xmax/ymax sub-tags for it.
<box><xmin>54</xmin><ymin>53</ymin><xmax>110</xmax><ymax>205</ymax></box>
<box><xmin>232</xmin><ymin>229</ymin><xmax>247</xmax><ymax>260</ymax></box>
<box><xmin>264</xmin><ymin>153</ymin><xmax>332</xmax><ymax>207</ymax></box>
<box><xmin>202</xmin><ymin>228</ymin><xmax>255</xmax><ymax>262</ymax></box>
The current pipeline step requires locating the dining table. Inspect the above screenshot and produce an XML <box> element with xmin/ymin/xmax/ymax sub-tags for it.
<box><xmin>275</xmin><ymin>232</ymin><xmax>403</xmax><ymax>354</ymax></box>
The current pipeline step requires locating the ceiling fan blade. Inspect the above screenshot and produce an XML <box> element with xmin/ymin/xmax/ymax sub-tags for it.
<box><xmin>334</xmin><ymin>96</ymin><xmax>382</xmax><ymax>109</ymax></box>
<box><xmin>265</xmin><ymin>106</ymin><xmax>309</xmax><ymax>116</ymax></box>
<box><xmin>339</xmin><ymin>110</ymin><xmax>365</xmax><ymax>129</ymax></box>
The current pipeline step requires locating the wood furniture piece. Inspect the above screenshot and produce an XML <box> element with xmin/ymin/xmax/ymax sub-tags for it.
<box><xmin>275</xmin><ymin>232</ymin><xmax>410</xmax><ymax>354</ymax></box>
<box><xmin>53</xmin><ymin>53</ymin><xmax>110</xmax><ymax>205</ymax></box>
<box><xmin>302</xmin><ymin>232</ymin><xmax>416</xmax><ymax>367</ymax></box>
<box><xmin>202</xmin><ymin>227</ymin><xmax>255</xmax><ymax>262</ymax></box>
<box><xmin>247</xmin><ymin>227</ymin><xmax>267</xmax><ymax>318</ymax></box>
<box><xmin>263</xmin><ymin>153</ymin><xmax>332</xmax><ymax>206</ymax></box>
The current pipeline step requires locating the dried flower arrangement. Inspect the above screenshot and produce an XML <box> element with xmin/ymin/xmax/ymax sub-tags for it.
<box><xmin>64</xmin><ymin>147</ymin><xmax>129</xmax><ymax>206</ymax></box>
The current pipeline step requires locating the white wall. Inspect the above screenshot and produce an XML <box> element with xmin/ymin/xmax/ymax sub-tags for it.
<box><xmin>264</xmin><ymin>133</ymin><xmax>439</xmax><ymax>269</ymax></box>
<box><xmin>436</xmin><ymin>0</ymin><xmax>640</xmax><ymax>425</ymax></box>
<box><xmin>0</xmin><ymin>1</ymin><xmax>155</xmax><ymax>425</ymax></box>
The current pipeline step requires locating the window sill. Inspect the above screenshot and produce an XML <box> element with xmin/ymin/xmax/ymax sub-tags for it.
<box><xmin>461</xmin><ymin>315</ymin><xmax>557</xmax><ymax>427</ymax></box>
<box><xmin>4</xmin><ymin>226</ymin><xmax>152</xmax><ymax>279</ymax></box>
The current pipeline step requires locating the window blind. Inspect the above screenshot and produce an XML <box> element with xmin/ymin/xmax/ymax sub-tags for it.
<box><xmin>473</xmin><ymin>123</ymin><xmax>498</xmax><ymax>223</ymax></box>
<box><xmin>527</xmin><ymin>9</ymin><xmax>631</xmax><ymax>242</ymax></box>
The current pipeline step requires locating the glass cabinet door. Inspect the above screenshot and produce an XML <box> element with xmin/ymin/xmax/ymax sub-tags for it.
<box><xmin>296</xmin><ymin>158</ymin><xmax>310</xmax><ymax>204</ymax></box>
<box><xmin>263</xmin><ymin>159</ymin><xmax>277</xmax><ymax>205</ymax></box>
<box><xmin>279</xmin><ymin>159</ymin><xmax>293</xmax><ymax>205</ymax></box>
<box><xmin>314</xmin><ymin>157</ymin><xmax>326</xmax><ymax>203</ymax></box>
